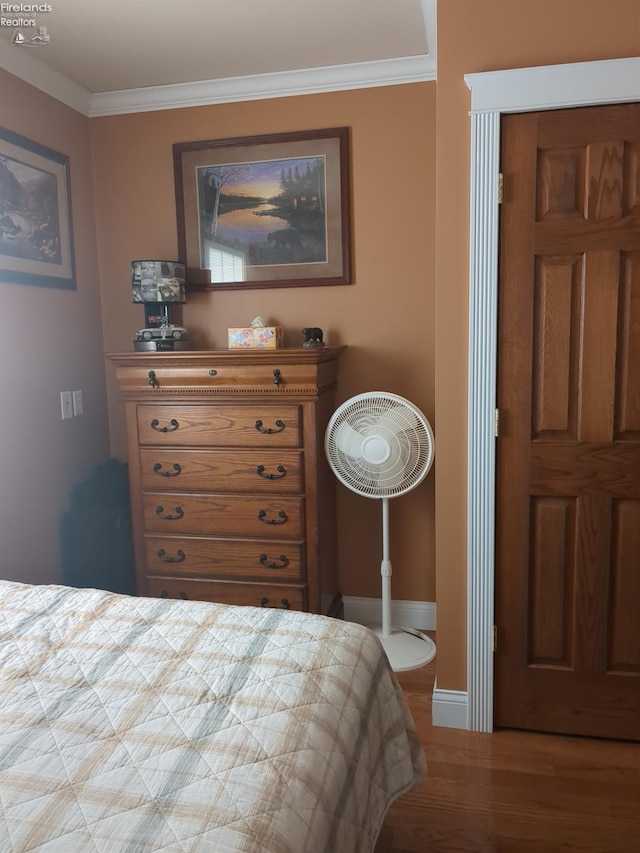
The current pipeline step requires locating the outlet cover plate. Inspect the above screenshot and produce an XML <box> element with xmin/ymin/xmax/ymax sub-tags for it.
<box><xmin>72</xmin><ymin>390</ymin><xmax>83</xmax><ymax>416</ymax></box>
<box><xmin>60</xmin><ymin>391</ymin><xmax>73</xmax><ymax>420</ymax></box>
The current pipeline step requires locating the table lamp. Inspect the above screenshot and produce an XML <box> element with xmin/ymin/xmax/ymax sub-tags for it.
<box><xmin>131</xmin><ymin>260</ymin><xmax>188</xmax><ymax>351</ymax></box>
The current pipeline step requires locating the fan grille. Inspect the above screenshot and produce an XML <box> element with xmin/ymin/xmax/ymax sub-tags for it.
<box><xmin>325</xmin><ymin>392</ymin><xmax>434</xmax><ymax>498</ymax></box>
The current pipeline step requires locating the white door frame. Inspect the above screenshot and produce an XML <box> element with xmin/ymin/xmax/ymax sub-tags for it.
<box><xmin>464</xmin><ymin>56</ymin><xmax>640</xmax><ymax>731</ymax></box>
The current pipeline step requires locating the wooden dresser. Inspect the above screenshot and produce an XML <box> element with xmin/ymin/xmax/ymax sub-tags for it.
<box><xmin>108</xmin><ymin>348</ymin><xmax>345</xmax><ymax>617</ymax></box>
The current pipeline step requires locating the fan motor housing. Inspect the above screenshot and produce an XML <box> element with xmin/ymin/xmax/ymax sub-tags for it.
<box><xmin>361</xmin><ymin>434</ymin><xmax>391</xmax><ymax>464</ymax></box>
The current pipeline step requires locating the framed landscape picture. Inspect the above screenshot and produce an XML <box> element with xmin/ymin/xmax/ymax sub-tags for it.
<box><xmin>173</xmin><ymin>127</ymin><xmax>351</xmax><ymax>291</ymax></box>
<box><xmin>0</xmin><ymin>127</ymin><xmax>76</xmax><ymax>290</ymax></box>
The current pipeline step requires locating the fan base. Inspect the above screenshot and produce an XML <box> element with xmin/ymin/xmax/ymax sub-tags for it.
<box><xmin>374</xmin><ymin>626</ymin><xmax>436</xmax><ymax>672</ymax></box>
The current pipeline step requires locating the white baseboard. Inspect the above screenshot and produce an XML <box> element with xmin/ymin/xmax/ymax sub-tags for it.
<box><xmin>343</xmin><ymin>596</ymin><xmax>436</xmax><ymax>631</ymax></box>
<box><xmin>345</xmin><ymin>597</ymin><xmax>468</xmax><ymax>729</ymax></box>
<box><xmin>432</xmin><ymin>683</ymin><xmax>469</xmax><ymax>730</ymax></box>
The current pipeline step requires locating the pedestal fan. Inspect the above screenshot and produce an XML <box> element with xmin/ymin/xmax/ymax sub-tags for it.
<box><xmin>325</xmin><ymin>391</ymin><xmax>436</xmax><ymax>672</ymax></box>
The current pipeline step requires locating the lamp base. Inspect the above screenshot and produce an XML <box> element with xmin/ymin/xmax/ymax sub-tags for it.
<box><xmin>133</xmin><ymin>340</ymin><xmax>191</xmax><ymax>352</ymax></box>
<box><xmin>373</xmin><ymin>626</ymin><xmax>436</xmax><ymax>672</ymax></box>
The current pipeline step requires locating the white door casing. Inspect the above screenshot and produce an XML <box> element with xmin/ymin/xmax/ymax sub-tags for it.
<box><xmin>464</xmin><ymin>56</ymin><xmax>640</xmax><ymax>732</ymax></box>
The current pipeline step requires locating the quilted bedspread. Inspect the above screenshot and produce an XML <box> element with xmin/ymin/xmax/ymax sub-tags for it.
<box><xmin>0</xmin><ymin>581</ymin><xmax>425</xmax><ymax>852</ymax></box>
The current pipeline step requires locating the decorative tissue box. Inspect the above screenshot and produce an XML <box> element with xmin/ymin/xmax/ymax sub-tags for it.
<box><xmin>228</xmin><ymin>326</ymin><xmax>284</xmax><ymax>349</ymax></box>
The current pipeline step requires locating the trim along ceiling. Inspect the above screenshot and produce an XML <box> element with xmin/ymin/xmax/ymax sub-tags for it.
<box><xmin>0</xmin><ymin>0</ymin><xmax>437</xmax><ymax>117</ymax></box>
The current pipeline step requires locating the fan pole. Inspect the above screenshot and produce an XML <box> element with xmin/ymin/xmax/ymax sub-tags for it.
<box><xmin>381</xmin><ymin>497</ymin><xmax>392</xmax><ymax>637</ymax></box>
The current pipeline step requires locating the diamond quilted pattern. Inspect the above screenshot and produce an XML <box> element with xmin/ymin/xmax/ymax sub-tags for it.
<box><xmin>0</xmin><ymin>581</ymin><xmax>425</xmax><ymax>852</ymax></box>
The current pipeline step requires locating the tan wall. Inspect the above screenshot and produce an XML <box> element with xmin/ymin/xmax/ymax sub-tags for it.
<box><xmin>92</xmin><ymin>83</ymin><xmax>437</xmax><ymax>602</ymax></box>
<box><xmin>4</xmin><ymin>0</ymin><xmax>635</xmax><ymax>693</ymax></box>
<box><xmin>0</xmin><ymin>69</ymin><xmax>109</xmax><ymax>584</ymax></box>
<box><xmin>435</xmin><ymin>0</ymin><xmax>640</xmax><ymax>689</ymax></box>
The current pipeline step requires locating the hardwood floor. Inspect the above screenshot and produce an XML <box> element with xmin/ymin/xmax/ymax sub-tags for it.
<box><xmin>377</xmin><ymin>654</ymin><xmax>640</xmax><ymax>852</ymax></box>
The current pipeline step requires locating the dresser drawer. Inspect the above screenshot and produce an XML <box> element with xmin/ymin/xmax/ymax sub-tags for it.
<box><xmin>139</xmin><ymin>448</ymin><xmax>303</xmax><ymax>493</ymax></box>
<box><xmin>146</xmin><ymin>575</ymin><xmax>306</xmax><ymax>610</ymax></box>
<box><xmin>114</xmin><ymin>360</ymin><xmax>322</xmax><ymax>394</ymax></box>
<box><xmin>142</xmin><ymin>493</ymin><xmax>304</xmax><ymax>538</ymax></box>
<box><xmin>143</xmin><ymin>536</ymin><xmax>304</xmax><ymax>581</ymax></box>
<box><xmin>136</xmin><ymin>404</ymin><xmax>301</xmax><ymax>447</ymax></box>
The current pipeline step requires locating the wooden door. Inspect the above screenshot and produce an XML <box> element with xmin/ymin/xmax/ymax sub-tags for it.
<box><xmin>495</xmin><ymin>105</ymin><xmax>640</xmax><ymax>740</ymax></box>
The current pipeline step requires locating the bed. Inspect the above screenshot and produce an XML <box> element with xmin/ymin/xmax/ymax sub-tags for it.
<box><xmin>0</xmin><ymin>580</ymin><xmax>425</xmax><ymax>852</ymax></box>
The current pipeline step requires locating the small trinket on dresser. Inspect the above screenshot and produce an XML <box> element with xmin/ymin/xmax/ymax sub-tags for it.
<box><xmin>301</xmin><ymin>327</ymin><xmax>324</xmax><ymax>347</ymax></box>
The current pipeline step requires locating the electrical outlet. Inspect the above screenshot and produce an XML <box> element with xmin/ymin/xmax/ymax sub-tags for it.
<box><xmin>60</xmin><ymin>391</ymin><xmax>73</xmax><ymax>420</ymax></box>
<box><xmin>72</xmin><ymin>390</ymin><xmax>84</xmax><ymax>416</ymax></box>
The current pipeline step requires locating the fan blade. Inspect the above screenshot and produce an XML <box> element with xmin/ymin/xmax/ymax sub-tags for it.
<box><xmin>369</xmin><ymin>405</ymin><xmax>422</xmax><ymax>436</ymax></box>
<box><xmin>333</xmin><ymin>420</ymin><xmax>364</xmax><ymax>457</ymax></box>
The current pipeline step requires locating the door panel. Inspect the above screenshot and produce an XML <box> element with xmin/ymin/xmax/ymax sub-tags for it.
<box><xmin>496</xmin><ymin>104</ymin><xmax>640</xmax><ymax>740</ymax></box>
<box><xmin>610</xmin><ymin>500</ymin><xmax>640</xmax><ymax>672</ymax></box>
<box><xmin>532</xmin><ymin>255</ymin><xmax>581</xmax><ymax>438</ymax></box>
<box><xmin>528</xmin><ymin>496</ymin><xmax>575</xmax><ymax>667</ymax></box>
<box><xmin>617</xmin><ymin>253</ymin><xmax>640</xmax><ymax>437</ymax></box>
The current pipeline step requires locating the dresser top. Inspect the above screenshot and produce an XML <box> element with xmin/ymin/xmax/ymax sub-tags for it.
<box><xmin>107</xmin><ymin>346</ymin><xmax>345</xmax><ymax>369</ymax></box>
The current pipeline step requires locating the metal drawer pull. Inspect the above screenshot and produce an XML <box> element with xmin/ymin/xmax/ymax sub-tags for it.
<box><xmin>273</xmin><ymin>369</ymin><xmax>282</xmax><ymax>386</ymax></box>
<box><xmin>153</xmin><ymin>462</ymin><xmax>182</xmax><ymax>477</ymax></box>
<box><xmin>148</xmin><ymin>370</ymin><xmax>159</xmax><ymax>389</ymax></box>
<box><xmin>159</xmin><ymin>590</ymin><xmax>188</xmax><ymax>600</ymax></box>
<box><xmin>258</xmin><ymin>509</ymin><xmax>288</xmax><ymax>525</ymax></box>
<box><xmin>155</xmin><ymin>505</ymin><xmax>184</xmax><ymax>520</ymax></box>
<box><xmin>259</xmin><ymin>553</ymin><xmax>289</xmax><ymax>569</ymax></box>
<box><xmin>151</xmin><ymin>418</ymin><xmax>180</xmax><ymax>433</ymax></box>
<box><xmin>260</xmin><ymin>597</ymin><xmax>290</xmax><ymax>609</ymax></box>
<box><xmin>255</xmin><ymin>419</ymin><xmax>285</xmax><ymax>434</ymax></box>
<box><xmin>208</xmin><ymin>369</ymin><xmax>217</xmax><ymax>376</ymax></box>
<box><xmin>157</xmin><ymin>548</ymin><xmax>185</xmax><ymax>563</ymax></box>
<box><xmin>256</xmin><ymin>464</ymin><xmax>287</xmax><ymax>480</ymax></box>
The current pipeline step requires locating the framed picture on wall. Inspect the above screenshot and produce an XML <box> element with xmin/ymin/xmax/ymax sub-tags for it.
<box><xmin>173</xmin><ymin>127</ymin><xmax>351</xmax><ymax>291</ymax></box>
<box><xmin>0</xmin><ymin>127</ymin><xmax>76</xmax><ymax>290</ymax></box>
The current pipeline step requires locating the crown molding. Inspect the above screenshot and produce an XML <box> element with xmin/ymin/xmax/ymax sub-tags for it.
<box><xmin>89</xmin><ymin>54</ymin><xmax>436</xmax><ymax>117</ymax></box>
<box><xmin>0</xmin><ymin>37</ymin><xmax>435</xmax><ymax>118</ymax></box>
<box><xmin>421</xmin><ymin>0</ymin><xmax>437</xmax><ymax>68</ymax></box>
<box><xmin>0</xmin><ymin>35</ymin><xmax>91</xmax><ymax>115</ymax></box>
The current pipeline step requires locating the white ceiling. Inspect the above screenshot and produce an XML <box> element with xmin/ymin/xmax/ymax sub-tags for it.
<box><xmin>0</xmin><ymin>0</ymin><xmax>436</xmax><ymax>116</ymax></box>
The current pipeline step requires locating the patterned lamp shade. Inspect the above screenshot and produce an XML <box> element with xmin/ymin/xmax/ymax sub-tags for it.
<box><xmin>131</xmin><ymin>260</ymin><xmax>186</xmax><ymax>303</ymax></box>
